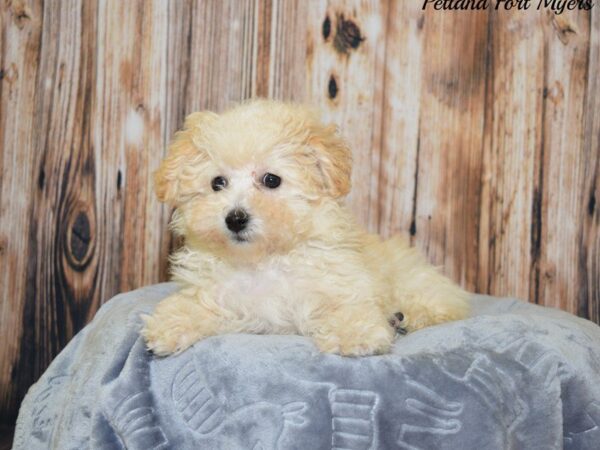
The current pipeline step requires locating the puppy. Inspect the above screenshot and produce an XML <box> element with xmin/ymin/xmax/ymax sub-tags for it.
<box><xmin>142</xmin><ymin>99</ymin><xmax>469</xmax><ymax>357</ymax></box>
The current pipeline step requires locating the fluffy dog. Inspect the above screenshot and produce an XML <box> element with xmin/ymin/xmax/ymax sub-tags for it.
<box><xmin>142</xmin><ymin>99</ymin><xmax>469</xmax><ymax>357</ymax></box>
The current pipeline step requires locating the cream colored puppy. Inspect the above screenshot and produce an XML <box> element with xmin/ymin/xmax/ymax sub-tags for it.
<box><xmin>142</xmin><ymin>99</ymin><xmax>469</xmax><ymax>357</ymax></box>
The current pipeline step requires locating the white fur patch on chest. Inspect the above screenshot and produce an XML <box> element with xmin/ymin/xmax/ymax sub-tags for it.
<box><xmin>215</xmin><ymin>264</ymin><xmax>299</xmax><ymax>332</ymax></box>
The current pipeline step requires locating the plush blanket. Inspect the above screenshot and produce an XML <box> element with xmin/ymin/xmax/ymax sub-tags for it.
<box><xmin>13</xmin><ymin>282</ymin><xmax>600</xmax><ymax>450</ymax></box>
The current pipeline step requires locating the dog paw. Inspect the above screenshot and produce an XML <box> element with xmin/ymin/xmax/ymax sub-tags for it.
<box><xmin>140</xmin><ymin>291</ymin><xmax>222</xmax><ymax>356</ymax></box>
<box><xmin>314</xmin><ymin>322</ymin><xmax>395</xmax><ymax>357</ymax></box>
<box><xmin>399</xmin><ymin>295</ymin><xmax>470</xmax><ymax>332</ymax></box>
<box><xmin>140</xmin><ymin>312</ymin><xmax>201</xmax><ymax>357</ymax></box>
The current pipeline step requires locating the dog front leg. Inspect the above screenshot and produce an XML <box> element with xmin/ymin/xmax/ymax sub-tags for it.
<box><xmin>304</xmin><ymin>301</ymin><xmax>395</xmax><ymax>357</ymax></box>
<box><xmin>141</xmin><ymin>287</ymin><xmax>228</xmax><ymax>356</ymax></box>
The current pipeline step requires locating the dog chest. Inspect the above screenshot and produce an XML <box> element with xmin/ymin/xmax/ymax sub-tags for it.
<box><xmin>215</xmin><ymin>266</ymin><xmax>298</xmax><ymax>329</ymax></box>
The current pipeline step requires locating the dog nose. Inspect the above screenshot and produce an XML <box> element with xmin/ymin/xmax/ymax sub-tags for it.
<box><xmin>225</xmin><ymin>208</ymin><xmax>249</xmax><ymax>233</ymax></box>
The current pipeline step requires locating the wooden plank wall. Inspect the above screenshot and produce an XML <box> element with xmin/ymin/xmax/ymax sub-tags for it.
<box><xmin>0</xmin><ymin>0</ymin><xmax>598</xmax><ymax>429</ymax></box>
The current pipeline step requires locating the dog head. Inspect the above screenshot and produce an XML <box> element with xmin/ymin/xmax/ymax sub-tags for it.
<box><xmin>155</xmin><ymin>99</ymin><xmax>352</xmax><ymax>261</ymax></box>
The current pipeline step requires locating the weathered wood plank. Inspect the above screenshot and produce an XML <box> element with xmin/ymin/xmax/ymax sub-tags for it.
<box><xmin>413</xmin><ymin>9</ymin><xmax>488</xmax><ymax>288</ymax></box>
<box><xmin>0</xmin><ymin>0</ymin><xmax>44</xmax><ymax>423</ymax></box>
<box><xmin>183</xmin><ymin>0</ymin><xmax>259</xmax><ymax>112</ymax></box>
<box><xmin>94</xmin><ymin>0</ymin><xmax>169</xmax><ymax>295</ymax></box>
<box><xmin>0</xmin><ymin>0</ymin><xmax>104</xmax><ymax>423</ymax></box>
<box><xmin>579</xmin><ymin>6</ymin><xmax>600</xmax><ymax>323</ymax></box>
<box><xmin>374</xmin><ymin>0</ymin><xmax>424</xmax><ymax>239</ymax></box>
<box><xmin>536</xmin><ymin>9</ymin><xmax>592</xmax><ymax>315</ymax></box>
<box><xmin>478</xmin><ymin>9</ymin><xmax>545</xmax><ymax>301</ymax></box>
<box><xmin>305</xmin><ymin>0</ymin><xmax>388</xmax><ymax>229</ymax></box>
<box><xmin>266</xmin><ymin>0</ymin><xmax>308</xmax><ymax>100</ymax></box>
<box><xmin>254</xmin><ymin>0</ymin><xmax>273</xmax><ymax>97</ymax></box>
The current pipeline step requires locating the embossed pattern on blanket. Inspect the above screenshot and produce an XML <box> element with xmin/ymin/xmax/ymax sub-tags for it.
<box><xmin>13</xmin><ymin>283</ymin><xmax>600</xmax><ymax>449</ymax></box>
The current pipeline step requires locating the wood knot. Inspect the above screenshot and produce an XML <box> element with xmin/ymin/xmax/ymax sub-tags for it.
<box><xmin>12</xmin><ymin>2</ymin><xmax>32</xmax><ymax>29</ymax></box>
<box><xmin>322</xmin><ymin>15</ymin><xmax>332</xmax><ymax>40</ymax></box>
<box><xmin>37</xmin><ymin>167</ymin><xmax>45</xmax><ymax>190</ymax></box>
<box><xmin>544</xmin><ymin>268</ymin><xmax>556</xmax><ymax>281</ymax></box>
<box><xmin>545</xmin><ymin>81</ymin><xmax>565</xmax><ymax>106</ymax></box>
<box><xmin>66</xmin><ymin>210</ymin><xmax>93</xmax><ymax>270</ymax></box>
<box><xmin>3</xmin><ymin>63</ymin><xmax>19</xmax><ymax>85</ymax></box>
<box><xmin>409</xmin><ymin>219</ymin><xmax>417</xmax><ymax>236</ymax></box>
<box><xmin>551</xmin><ymin>14</ymin><xmax>578</xmax><ymax>45</ymax></box>
<box><xmin>328</xmin><ymin>74</ymin><xmax>338</xmax><ymax>99</ymax></box>
<box><xmin>333</xmin><ymin>14</ymin><xmax>364</xmax><ymax>54</ymax></box>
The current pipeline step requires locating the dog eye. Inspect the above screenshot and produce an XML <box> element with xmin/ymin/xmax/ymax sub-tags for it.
<box><xmin>211</xmin><ymin>176</ymin><xmax>228</xmax><ymax>191</ymax></box>
<box><xmin>262</xmin><ymin>173</ymin><xmax>281</xmax><ymax>189</ymax></box>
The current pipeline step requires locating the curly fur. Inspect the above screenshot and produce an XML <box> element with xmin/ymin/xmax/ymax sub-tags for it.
<box><xmin>142</xmin><ymin>99</ymin><xmax>469</xmax><ymax>357</ymax></box>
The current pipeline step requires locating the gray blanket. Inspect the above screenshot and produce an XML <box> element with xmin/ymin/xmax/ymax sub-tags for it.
<box><xmin>13</xmin><ymin>282</ymin><xmax>600</xmax><ymax>449</ymax></box>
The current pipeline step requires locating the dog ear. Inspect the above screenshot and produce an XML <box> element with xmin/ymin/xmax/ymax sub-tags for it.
<box><xmin>308</xmin><ymin>124</ymin><xmax>352</xmax><ymax>198</ymax></box>
<box><xmin>154</xmin><ymin>111</ymin><xmax>218</xmax><ymax>205</ymax></box>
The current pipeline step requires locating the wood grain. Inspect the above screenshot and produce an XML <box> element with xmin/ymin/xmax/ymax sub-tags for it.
<box><xmin>305</xmin><ymin>0</ymin><xmax>388</xmax><ymax>228</ymax></box>
<box><xmin>478</xmin><ymin>9</ymin><xmax>546</xmax><ymax>301</ymax></box>
<box><xmin>537</xmin><ymin>9</ymin><xmax>591</xmax><ymax>312</ymax></box>
<box><xmin>580</xmin><ymin>5</ymin><xmax>600</xmax><ymax>323</ymax></box>
<box><xmin>183</xmin><ymin>0</ymin><xmax>259</xmax><ymax>112</ymax></box>
<box><xmin>94</xmin><ymin>0</ymin><xmax>170</xmax><ymax>295</ymax></box>
<box><xmin>0</xmin><ymin>0</ymin><xmax>44</xmax><ymax>424</ymax></box>
<box><xmin>412</xmin><ymin>8</ymin><xmax>488</xmax><ymax>288</ymax></box>
<box><xmin>375</xmin><ymin>0</ymin><xmax>424</xmax><ymax>239</ymax></box>
<box><xmin>266</xmin><ymin>0</ymin><xmax>308</xmax><ymax>100</ymax></box>
<box><xmin>1</xmin><ymin>0</ymin><xmax>598</xmax><ymax>430</ymax></box>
